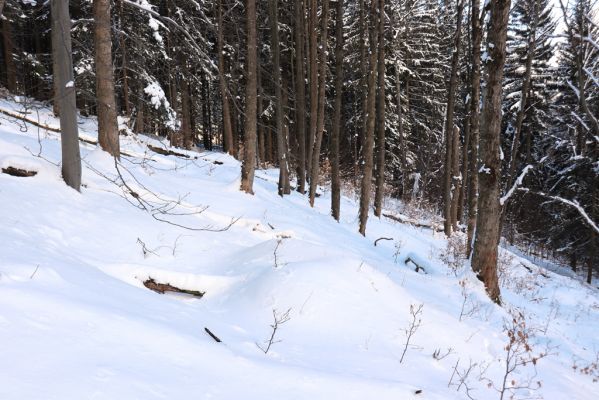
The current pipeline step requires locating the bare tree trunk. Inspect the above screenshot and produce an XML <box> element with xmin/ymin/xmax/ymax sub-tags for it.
<box><xmin>240</xmin><ymin>0</ymin><xmax>257</xmax><ymax>194</ymax></box>
<box><xmin>309</xmin><ymin>0</ymin><xmax>330</xmax><ymax>207</ymax></box>
<box><xmin>307</xmin><ymin>0</ymin><xmax>318</xmax><ymax>183</ymax></box>
<box><xmin>0</xmin><ymin>1</ymin><xmax>5</xmax><ymax>17</ymax></box>
<box><xmin>443</xmin><ymin>0</ymin><xmax>465</xmax><ymax>236</ymax></box>
<box><xmin>218</xmin><ymin>0</ymin><xmax>235</xmax><ymax>157</ymax></box>
<box><xmin>358</xmin><ymin>0</ymin><xmax>379</xmax><ymax>236</ymax></box>
<box><xmin>450</xmin><ymin>126</ymin><xmax>461</xmax><ymax>230</ymax></box>
<box><xmin>373</xmin><ymin>0</ymin><xmax>386</xmax><ymax>217</ymax></box>
<box><xmin>2</xmin><ymin>16</ymin><xmax>17</xmax><ymax>93</ymax></box>
<box><xmin>331</xmin><ymin>0</ymin><xmax>344</xmax><ymax>221</ymax></box>
<box><xmin>180</xmin><ymin>62</ymin><xmax>192</xmax><ymax>149</ymax></box>
<box><xmin>117</xmin><ymin>0</ymin><xmax>130</xmax><ymax>117</ymax></box>
<box><xmin>51</xmin><ymin>0</ymin><xmax>81</xmax><ymax>191</ymax></box>
<box><xmin>94</xmin><ymin>0</ymin><xmax>120</xmax><ymax>159</ymax></box>
<box><xmin>471</xmin><ymin>0</ymin><xmax>511</xmax><ymax>304</ymax></box>
<box><xmin>294</xmin><ymin>0</ymin><xmax>307</xmax><ymax>193</ymax></box>
<box><xmin>269</xmin><ymin>0</ymin><xmax>290</xmax><ymax>196</ymax></box>
<box><xmin>467</xmin><ymin>0</ymin><xmax>483</xmax><ymax>257</ymax></box>
<box><xmin>395</xmin><ymin>63</ymin><xmax>407</xmax><ymax>200</ymax></box>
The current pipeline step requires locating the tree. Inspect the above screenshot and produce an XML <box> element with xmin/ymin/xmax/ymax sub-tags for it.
<box><xmin>443</xmin><ymin>0</ymin><xmax>464</xmax><ymax>236</ymax></box>
<box><xmin>240</xmin><ymin>0</ymin><xmax>258</xmax><ymax>194</ymax></box>
<box><xmin>373</xmin><ymin>0</ymin><xmax>386</xmax><ymax>217</ymax></box>
<box><xmin>51</xmin><ymin>0</ymin><xmax>81</xmax><ymax>191</ymax></box>
<box><xmin>330</xmin><ymin>0</ymin><xmax>344</xmax><ymax>221</ymax></box>
<box><xmin>218</xmin><ymin>0</ymin><xmax>235</xmax><ymax>157</ymax></box>
<box><xmin>466</xmin><ymin>0</ymin><xmax>483</xmax><ymax>256</ymax></box>
<box><xmin>358</xmin><ymin>0</ymin><xmax>379</xmax><ymax>236</ymax></box>
<box><xmin>309</xmin><ymin>0</ymin><xmax>330</xmax><ymax>207</ymax></box>
<box><xmin>94</xmin><ymin>0</ymin><xmax>120</xmax><ymax>158</ymax></box>
<box><xmin>269</xmin><ymin>0</ymin><xmax>291</xmax><ymax>196</ymax></box>
<box><xmin>471</xmin><ymin>0</ymin><xmax>512</xmax><ymax>304</ymax></box>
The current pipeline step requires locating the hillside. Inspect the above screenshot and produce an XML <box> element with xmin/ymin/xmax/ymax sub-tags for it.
<box><xmin>0</xmin><ymin>97</ymin><xmax>598</xmax><ymax>400</ymax></box>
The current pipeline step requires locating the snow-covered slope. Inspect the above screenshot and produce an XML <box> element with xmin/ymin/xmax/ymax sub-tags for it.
<box><xmin>1</xmin><ymin>97</ymin><xmax>597</xmax><ymax>400</ymax></box>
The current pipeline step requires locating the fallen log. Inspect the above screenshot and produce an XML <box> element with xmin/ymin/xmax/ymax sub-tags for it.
<box><xmin>143</xmin><ymin>277</ymin><xmax>204</xmax><ymax>297</ymax></box>
<box><xmin>147</xmin><ymin>144</ymin><xmax>194</xmax><ymax>159</ymax></box>
<box><xmin>2</xmin><ymin>166</ymin><xmax>37</xmax><ymax>177</ymax></box>
<box><xmin>383</xmin><ymin>212</ymin><xmax>444</xmax><ymax>232</ymax></box>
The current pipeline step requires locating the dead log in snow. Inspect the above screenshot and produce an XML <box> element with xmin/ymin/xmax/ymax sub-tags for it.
<box><xmin>383</xmin><ymin>213</ymin><xmax>444</xmax><ymax>232</ymax></box>
<box><xmin>147</xmin><ymin>144</ymin><xmax>196</xmax><ymax>159</ymax></box>
<box><xmin>143</xmin><ymin>277</ymin><xmax>204</xmax><ymax>297</ymax></box>
<box><xmin>2</xmin><ymin>166</ymin><xmax>37</xmax><ymax>177</ymax></box>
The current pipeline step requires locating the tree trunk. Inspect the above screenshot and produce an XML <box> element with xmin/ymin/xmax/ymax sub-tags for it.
<box><xmin>358</xmin><ymin>0</ymin><xmax>379</xmax><ymax>236</ymax></box>
<box><xmin>467</xmin><ymin>0</ymin><xmax>483</xmax><ymax>257</ymax></box>
<box><xmin>331</xmin><ymin>0</ymin><xmax>344</xmax><ymax>221</ymax></box>
<box><xmin>294</xmin><ymin>0</ymin><xmax>307</xmax><ymax>193</ymax></box>
<box><xmin>450</xmin><ymin>126</ymin><xmax>461</xmax><ymax>230</ymax></box>
<box><xmin>2</xmin><ymin>16</ymin><xmax>17</xmax><ymax>93</ymax></box>
<box><xmin>240</xmin><ymin>0</ymin><xmax>258</xmax><ymax>194</ymax></box>
<box><xmin>395</xmin><ymin>63</ymin><xmax>407</xmax><ymax>201</ymax></box>
<box><xmin>94</xmin><ymin>0</ymin><xmax>120</xmax><ymax>159</ymax></box>
<box><xmin>309</xmin><ymin>0</ymin><xmax>330</xmax><ymax>207</ymax></box>
<box><xmin>218</xmin><ymin>0</ymin><xmax>235</xmax><ymax>157</ymax></box>
<box><xmin>269</xmin><ymin>0</ymin><xmax>290</xmax><ymax>196</ymax></box>
<box><xmin>180</xmin><ymin>62</ymin><xmax>192</xmax><ymax>149</ymax></box>
<box><xmin>443</xmin><ymin>0</ymin><xmax>464</xmax><ymax>236</ymax></box>
<box><xmin>117</xmin><ymin>0</ymin><xmax>130</xmax><ymax>117</ymax></box>
<box><xmin>471</xmin><ymin>0</ymin><xmax>511</xmax><ymax>304</ymax></box>
<box><xmin>307</xmin><ymin>0</ymin><xmax>318</xmax><ymax>183</ymax></box>
<box><xmin>51</xmin><ymin>0</ymin><xmax>81</xmax><ymax>191</ymax></box>
<box><xmin>373</xmin><ymin>0</ymin><xmax>386</xmax><ymax>217</ymax></box>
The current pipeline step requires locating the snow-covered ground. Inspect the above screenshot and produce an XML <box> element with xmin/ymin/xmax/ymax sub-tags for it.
<box><xmin>1</xmin><ymin>96</ymin><xmax>597</xmax><ymax>400</ymax></box>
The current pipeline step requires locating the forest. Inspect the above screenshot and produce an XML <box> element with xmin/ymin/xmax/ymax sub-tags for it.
<box><xmin>0</xmin><ymin>0</ymin><xmax>598</xmax><ymax>301</ymax></box>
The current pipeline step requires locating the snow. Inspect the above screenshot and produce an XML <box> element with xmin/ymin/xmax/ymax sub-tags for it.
<box><xmin>0</xmin><ymin>97</ymin><xmax>598</xmax><ymax>399</ymax></box>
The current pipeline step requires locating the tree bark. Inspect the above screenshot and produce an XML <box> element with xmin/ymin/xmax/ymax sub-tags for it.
<box><xmin>218</xmin><ymin>0</ymin><xmax>235</xmax><ymax>157</ymax></box>
<box><xmin>395</xmin><ymin>63</ymin><xmax>407</xmax><ymax>200</ymax></box>
<box><xmin>309</xmin><ymin>0</ymin><xmax>330</xmax><ymax>206</ymax></box>
<box><xmin>2</xmin><ymin>16</ymin><xmax>17</xmax><ymax>93</ymax></box>
<box><xmin>450</xmin><ymin>125</ymin><xmax>461</xmax><ymax>230</ymax></box>
<box><xmin>240</xmin><ymin>0</ymin><xmax>258</xmax><ymax>194</ymax></box>
<box><xmin>373</xmin><ymin>0</ymin><xmax>386</xmax><ymax>217</ymax></box>
<box><xmin>331</xmin><ymin>0</ymin><xmax>344</xmax><ymax>221</ymax></box>
<box><xmin>294</xmin><ymin>0</ymin><xmax>307</xmax><ymax>193</ymax></box>
<box><xmin>94</xmin><ymin>0</ymin><xmax>120</xmax><ymax>159</ymax></box>
<box><xmin>358</xmin><ymin>0</ymin><xmax>379</xmax><ymax>236</ymax></box>
<box><xmin>307</xmin><ymin>0</ymin><xmax>318</xmax><ymax>183</ymax></box>
<box><xmin>269</xmin><ymin>0</ymin><xmax>290</xmax><ymax>196</ymax></box>
<box><xmin>471</xmin><ymin>0</ymin><xmax>511</xmax><ymax>304</ymax></box>
<box><xmin>443</xmin><ymin>0</ymin><xmax>464</xmax><ymax>236</ymax></box>
<box><xmin>467</xmin><ymin>0</ymin><xmax>483</xmax><ymax>257</ymax></box>
<box><xmin>51</xmin><ymin>0</ymin><xmax>81</xmax><ymax>191</ymax></box>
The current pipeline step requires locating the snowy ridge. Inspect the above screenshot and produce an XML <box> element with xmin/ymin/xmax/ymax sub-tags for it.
<box><xmin>0</xmin><ymin>97</ymin><xmax>598</xmax><ymax>399</ymax></box>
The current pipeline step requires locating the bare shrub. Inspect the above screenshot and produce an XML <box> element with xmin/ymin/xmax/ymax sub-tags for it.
<box><xmin>400</xmin><ymin>303</ymin><xmax>424</xmax><ymax>364</ymax></box>
<box><xmin>440</xmin><ymin>235</ymin><xmax>468</xmax><ymax>276</ymax></box>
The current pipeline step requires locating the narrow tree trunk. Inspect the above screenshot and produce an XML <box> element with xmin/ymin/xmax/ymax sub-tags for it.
<box><xmin>218</xmin><ymin>0</ymin><xmax>235</xmax><ymax>157</ymax></box>
<box><xmin>240</xmin><ymin>0</ymin><xmax>257</xmax><ymax>194</ymax></box>
<box><xmin>117</xmin><ymin>0</ymin><xmax>130</xmax><ymax>117</ymax></box>
<box><xmin>309</xmin><ymin>0</ymin><xmax>330</xmax><ymax>207</ymax></box>
<box><xmin>294</xmin><ymin>0</ymin><xmax>307</xmax><ymax>193</ymax></box>
<box><xmin>450</xmin><ymin>126</ymin><xmax>461</xmax><ymax>230</ymax></box>
<box><xmin>467</xmin><ymin>0</ymin><xmax>483</xmax><ymax>257</ymax></box>
<box><xmin>2</xmin><ymin>16</ymin><xmax>17</xmax><ymax>93</ymax></box>
<box><xmin>331</xmin><ymin>0</ymin><xmax>344</xmax><ymax>221</ymax></box>
<box><xmin>51</xmin><ymin>0</ymin><xmax>81</xmax><ymax>191</ymax></box>
<box><xmin>94</xmin><ymin>0</ymin><xmax>120</xmax><ymax>159</ymax></box>
<box><xmin>395</xmin><ymin>63</ymin><xmax>407</xmax><ymax>201</ymax></box>
<box><xmin>443</xmin><ymin>0</ymin><xmax>464</xmax><ymax>236</ymax></box>
<box><xmin>269</xmin><ymin>0</ymin><xmax>290</xmax><ymax>196</ymax></box>
<box><xmin>471</xmin><ymin>0</ymin><xmax>511</xmax><ymax>304</ymax></box>
<box><xmin>180</xmin><ymin>63</ymin><xmax>192</xmax><ymax>149</ymax></box>
<box><xmin>373</xmin><ymin>0</ymin><xmax>386</xmax><ymax>217</ymax></box>
<box><xmin>358</xmin><ymin>0</ymin><xmax>379</xmax><ymax>236</ymax></box>
<box><xmin>307</xmin><ymin>0</ymin><xmax>318</xmax><ymax>182</ymax></box>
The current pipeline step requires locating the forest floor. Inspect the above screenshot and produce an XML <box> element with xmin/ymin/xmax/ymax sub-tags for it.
<box><xmin>1</xmin><ymin>96</ymin><xmax>598</xmax><ymax>400</ymax></box>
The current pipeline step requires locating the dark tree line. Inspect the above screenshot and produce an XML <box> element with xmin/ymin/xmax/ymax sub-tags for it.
<box><xmin>0</xmin><ymin>0</ymin><xmax>597</xmax><ymax>301</ymax></box>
